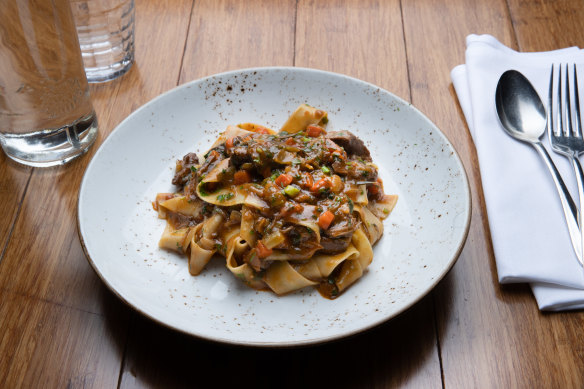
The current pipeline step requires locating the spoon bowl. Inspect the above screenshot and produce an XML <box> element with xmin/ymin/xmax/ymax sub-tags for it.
<box><xmin>496</xmin><ymin>70</ymin><xmax>547</xmax><ymax>142</ymax></box>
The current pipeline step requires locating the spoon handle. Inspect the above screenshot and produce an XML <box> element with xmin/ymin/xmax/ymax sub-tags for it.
<box><xmin>533</xmin><ymin>141</ymin><xmax>582</xmax><ymax>265</ymax></box>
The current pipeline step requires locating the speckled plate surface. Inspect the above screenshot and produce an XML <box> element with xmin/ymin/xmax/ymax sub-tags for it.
<box><xmin>78</xmin><ymin>67</ymin><xmax>471</xmax><ymax>346</ymax></box>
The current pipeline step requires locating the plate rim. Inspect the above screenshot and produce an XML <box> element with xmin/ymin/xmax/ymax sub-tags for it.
<box><xmin>77</xmin><ymin>66</ymin><xmax>472</xmax><ymax>347</ymax></box>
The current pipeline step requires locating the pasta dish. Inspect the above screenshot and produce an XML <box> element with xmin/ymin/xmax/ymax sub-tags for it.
<box><xmin>153</xmin><ymin>105</ymin><xmax>397</xmax><ymax>298</ymax></box>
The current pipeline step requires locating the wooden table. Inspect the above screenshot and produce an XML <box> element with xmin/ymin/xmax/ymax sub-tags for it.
<box><xmin>2</xmin><ymin>0</ymin><xmax>584</xmax><ymax>387</ymax></box>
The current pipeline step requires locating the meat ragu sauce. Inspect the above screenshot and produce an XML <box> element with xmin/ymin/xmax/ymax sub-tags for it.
<box><xmin>154</xmin><ymin>105</ymin><xmax>397</xmax><ymax>299</ymax></box>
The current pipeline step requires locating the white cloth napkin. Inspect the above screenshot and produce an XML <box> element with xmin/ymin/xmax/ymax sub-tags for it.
<box><xmin>451</xmin><ymin>34</ymin><xmax>584</xmax><ymax>311</ymax></box>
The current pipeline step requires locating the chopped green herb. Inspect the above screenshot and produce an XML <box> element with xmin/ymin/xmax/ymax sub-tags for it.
<box><xmin>198</xmin><ymin>185</ymin><xmax>209</xmax><ymax>196</ymax></box>
<box><xmin>216</xmin><ymin>192</ymin><xmax>235</xmax><ymax>202</ymax></box>
<box><xmin>321</xmin><ymin>116</ymin><xmax>329</xmax><ymax>125</ymax></box>
<box><xmin>383</xmin><ymin>208</ymin><xmax>390</xmax><ymax>214</ymax></box>
<box><xmin>348</xmin><ymin>199</ymin><xmax>354</xmax><ymax>213</ymax></box>
<box><xmin>190</xmin><ymin>166</ymin><xmax>197</xmax><ymax>173</ymax></box>
<box><xmin>321</xmin><ymin>166</ymin><xmax>331</xmax><ymax>174</ymax></box>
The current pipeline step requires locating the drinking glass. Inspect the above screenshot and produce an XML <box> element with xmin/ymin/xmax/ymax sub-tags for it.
<box><xmin>70</xmin><ymin>0</ymin><xmax>135</xmax><ymax>83</ymax></box>
<box><xmin>0</xmin><ymin>0</ymin><xmax>99</xmax><ymax>167</ymax></box>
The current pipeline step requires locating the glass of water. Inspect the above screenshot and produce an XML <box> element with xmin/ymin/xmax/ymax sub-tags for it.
<box><xmin>70</xmin><ymin>0</ymin><xmax>135</xmax><ymax>83</ymax></box>
<box><xmin>0</xmin><ymin>0</ymin><xmax>99</xmax><ymax>167</ymax></box>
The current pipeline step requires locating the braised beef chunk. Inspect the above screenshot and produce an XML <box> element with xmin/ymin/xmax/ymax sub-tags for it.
<box><xmin>326</xmin><ymin>130</ymin><xmax>371</xmax><ymax>160</ymax></box>
<box><xmin>320</xmin><ymin>235</ymin><xmax>351</xmax><ymax>254</ymax></box>
<box><xmin>278</xmin><ymin>225</ymin><xmax>317</xmax><ymax>250</ymax></box>
<box><xmin>172</xmin><ymin>152</ymin><xmax>199</xmax><ymax>186</ymax></box>
<box><xmin>229</xmin><ymin>145</ymin><xmax>253</xmax><ymax>166</ymax></box>
<box><xmin>167</xmin><ymin>211</ymin><xmax>199</xmax><ymax>230</ymax></box>
<box><xmin>346</xmin><ymin>158</ymin><xmax>377</xmax><ymax>181</ymax></box>
<box><xmin>325</xmin><ymin>216</ymin><xmax>359</xmax><ymax>238</ymax></box>
<box><xmin>198</xmin><ymin>149</ymin><xmax>223</xmax><ymax>176</ymax></box>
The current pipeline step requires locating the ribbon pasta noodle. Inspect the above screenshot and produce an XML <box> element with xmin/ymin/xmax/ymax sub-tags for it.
<box><xmin>152</xmin><ymin>104</ymin><xmax>397</xmax><ymax>298</ymax></box>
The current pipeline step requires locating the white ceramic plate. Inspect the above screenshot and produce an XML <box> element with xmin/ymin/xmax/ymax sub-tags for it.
<box><xmin>78</xmin><ymin>67</ymin><xmax>471</xmax><ymax>346</ymax></box>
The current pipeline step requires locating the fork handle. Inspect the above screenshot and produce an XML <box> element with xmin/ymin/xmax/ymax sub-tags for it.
<box><xmin>570</xmin><ymin>155</ymin><xmax>584</xmax><ymax>260</ymax></box>
<box><xmin>533</xmin><ymin>142</ymin><xmax>582</xmax><ymax>265</ymax></box>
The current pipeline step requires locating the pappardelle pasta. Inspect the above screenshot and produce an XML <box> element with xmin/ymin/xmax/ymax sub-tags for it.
<box><xmin>153</xmin><ymin>105</ymin><xmax>397</xmax><ymax>298</ymax></box>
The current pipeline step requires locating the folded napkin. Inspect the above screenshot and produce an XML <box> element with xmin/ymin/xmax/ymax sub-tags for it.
<box><xmin>452</xmin><ymin>34</ymin><xmax>584</xmax><ymax>311</ymax></box>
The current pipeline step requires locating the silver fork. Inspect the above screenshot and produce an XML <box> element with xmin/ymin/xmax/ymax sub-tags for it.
<box><xmin>548</xmin><ymin>63</ymin><xmax>584</xmax><ymax>265</ymax></box>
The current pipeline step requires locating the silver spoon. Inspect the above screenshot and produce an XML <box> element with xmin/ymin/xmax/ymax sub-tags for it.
<box><xmin>495</xmin><ymin>70</ymin><xmax>582</xmax><ymax>264</ymax></box>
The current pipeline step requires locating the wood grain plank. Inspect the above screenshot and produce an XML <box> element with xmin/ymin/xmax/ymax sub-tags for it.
<box><xmin>508</xmin><ymin>0</ymin><xmax>584</xmax><ymax>51</ymax></box>
<box><xmin>0</xmin><ymin>155</ymin><xmax>31</xmax><ymax>263</ymax></box>
<box><xmin>0</xmin><ymin>0</ymin><xmax>194</xmax><ymax>314</ymax></box>
<box><xmin>179</xmin><ymin>0</ymin><xmax>296</xmax><ymax>82</ymax></box>
<box><xmin>402</xmin><ymin>0</ymin><xmax>584</xmax><ymax>387</ymax></box>
<box><xmin>120</xmin><ymin>296</ymin><xmax>439</xmax><ymax>389</ymax></box>
<box><xmin>0</xmin><ymin>288</ymin><xmax>128</xmax><ymax>388</ymax></box>
<box><xmin>296</xmin><ymin>0</ymin><xmax>410</xmax><ymax>97</ymax></box>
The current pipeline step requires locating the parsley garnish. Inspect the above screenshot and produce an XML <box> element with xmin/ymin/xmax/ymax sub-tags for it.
<box><xmin>216</xmin><ymin>192</ymin><xmax>234</xmax><ymax>202</ymax></box>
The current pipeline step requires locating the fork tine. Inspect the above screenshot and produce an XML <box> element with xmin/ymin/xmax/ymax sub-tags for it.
<box><xmin>548</xmin><ymin>65</ymin><xmax>556</xmax><ymax>137</ymax></box>
<box><xmin>565</xmin><ymin>63</ymin><xmax>574</xmax><ymax>136</ymax></box>
<box><xmin>574</xmin><ymin>64</ymin><xmax>582</xmax><ymax>138</ymax></box>
<box><xmin>558</xmin><ymin>64</ymin><xmax>565</xmax><ymax>136</ymax></box>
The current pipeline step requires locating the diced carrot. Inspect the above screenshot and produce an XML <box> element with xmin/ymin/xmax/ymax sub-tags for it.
<box><xmin>256</xmin><ymin>127</ymin><xmax>270</xmax><ymax>134</ymax></box>
<box><xmin>368</xmin><ymin>184</ymin><xmax>379</xmax><ymax>195</ymax></box>
<box><xmin>318</xmin><ymin>210</ymin><xmax>335</xmax><ymax>230</ymax></box>
<box><xmin>306</xmin><ymin>125</ymin><xmax>324</xmax><ymax>137</ymax></box>
<box><xmin>368</xmin><ymin>177</ymin><xmax>383</xmax><ymax>195</ymax></box>
<box><xmin>302</xmin><ymin>172</ymin><xmax>314</xmax><ymax>189</ymax></box>
<box><xmin>310</xmin><ymin>178</ymin><xmax>331</xmax><ymax>192</ymax></box>
<box><xmin>226</xmin><ymin>137</ymin><xmax>234</xmax><ymax>148</ymax></box>
<box><xmin>256</xmin><ymin>240</ymin><xmax>273</xmax><ymax>259</ymax></box>
<box><xmin>285</xmin><ymin>137</ymin><xmax>296</xmax><ymax>145</ymax></box>
<box><xmin>234</xmin><ymin>170</ymin><xmax>252</xmax><ymax>184</ymax></box>
<box><xmin>275</xmin><ymin>173</ymin><xmax>293</xmax><ymax>187</ymax></box>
